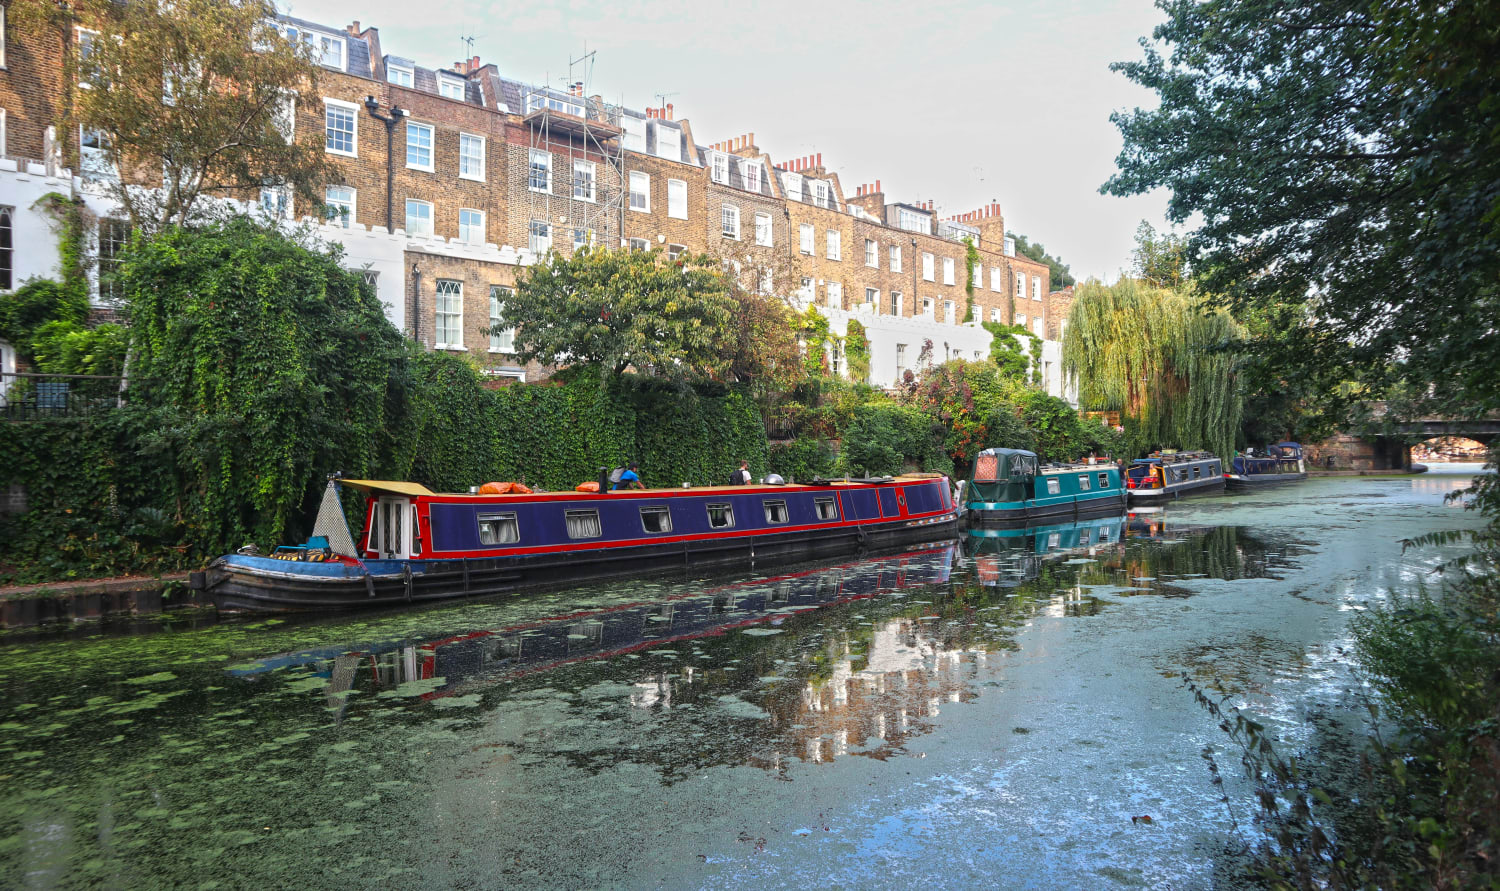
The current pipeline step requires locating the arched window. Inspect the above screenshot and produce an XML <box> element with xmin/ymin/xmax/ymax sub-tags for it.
<box><xmin>0</xmin><ymin>206</ymin><xmax>12</xmax><ymax>290</ymax></box>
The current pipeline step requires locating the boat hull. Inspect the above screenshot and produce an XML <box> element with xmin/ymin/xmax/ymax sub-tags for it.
<box><xmin>967</xmin><ymin>490</ymin><xmax>1127</xmax><ymax>528</ymax></box>
<box><xmin>1126</xmin><ymin>476</ymin><xmax>1226</xmax><ymax>504</ymax></box>
<box><xmin>204</xmin><ymin>511</ymin><xmax>961</xmax><ymax>613</ymax></box>
<box><xmin>1224</xmin><ymin>471</ymin><xmax>1307</xmax><ymax>489</ymax></box>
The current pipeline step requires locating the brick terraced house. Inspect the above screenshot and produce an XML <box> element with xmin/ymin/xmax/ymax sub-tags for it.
<box><xmin>0</xmin><ymin>9</ymin><xmax>1074</xmax><ymax>397</ymax></box>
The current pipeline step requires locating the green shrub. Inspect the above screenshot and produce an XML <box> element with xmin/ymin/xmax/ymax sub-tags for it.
<box><xmin>767</xmin><ymin>437</ymin><xmax>835</xmax><ymax>482</ymax></box>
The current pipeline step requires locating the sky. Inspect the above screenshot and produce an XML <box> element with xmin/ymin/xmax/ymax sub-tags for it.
<box><xmin>281</xmin><ymin>0</ymin><xmax>1172</xmax><ymax>282</ymax></box>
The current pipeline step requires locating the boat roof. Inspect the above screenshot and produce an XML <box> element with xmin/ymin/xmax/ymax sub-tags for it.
<box><xmin>338</xmin><ymin>476</ymin><xmax>942</xmax><ymax>499</ymax></box>
<box><xmin>978</xmin><ymin>448</ymin><xmax>1038</xmax><ymax>459</ymax></box>
<box><xmin>1274</xmin><ymin>441</ymin><xmax>1302</xmax><ymax>448</ymax></box>
<box><xmin>339</xmin><ymin>479</ymin><xmax>437</xmax><ymax>496</ymax></box>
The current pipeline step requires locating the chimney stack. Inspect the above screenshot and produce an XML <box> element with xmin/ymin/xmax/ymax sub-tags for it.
<box><xmin>666</xmin><ymin>103</ymin><xmax>674</xmax><ymax>120</ymax></box>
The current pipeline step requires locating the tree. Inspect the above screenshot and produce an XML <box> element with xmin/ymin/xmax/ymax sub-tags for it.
<box><xmin>1130</xmin><ymin>221</ymin><xmax>1187</xmax><ymax>290</ymax></box>
<box><xmin>705</xmin><ymin>241</ymin><xmax>809</xmax><ymax>395</ymax></box>
<box><xmin>15</xmin><ymin>0</ymin><xmax>335</xmax><ymax>232</ymax></box>
<box><xmin>1062</xmin><ymin>278</ymin><xmax>1244</xmax><ymax>458</ymax></box>
<box><xmin>123</xmin><ymin>218</ymin><xmax>407</xmax><ymax>552</ymax></box>
<box><xmin>504</xmin><ymin>247</ymin><xmax>736</xmax><ymax>378</ymax></box>
<box><xmin>1007</xmin><ymin>232</ymin><xmax>1075</xmax><ymax>290</ymax></box>
<box><xmin>1106</xmin><ymin>0</ymin><xmax>1500</xmax><ymax>415</ymax></box>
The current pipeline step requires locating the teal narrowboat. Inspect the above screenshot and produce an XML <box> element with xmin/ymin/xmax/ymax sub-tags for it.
<box><xmin>963</xmin><ymin>448</ymin><xmax>1127</xmax><ymax>527</ymax></box>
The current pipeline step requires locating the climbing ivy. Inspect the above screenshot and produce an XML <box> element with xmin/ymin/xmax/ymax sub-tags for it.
<box><xmin>982</xmin><ymin>321</ymin><xmax>1041</xmax><ymax>383</ymax></box>
<box><xmin>845</xmin><ymin>319</ymin><xmax>870</xmax><ymax>383</ymax></box>
<box><xmin>963</xmin><ymin>237</ymin><xmax>980</xmax><ymax>322</ymax></box>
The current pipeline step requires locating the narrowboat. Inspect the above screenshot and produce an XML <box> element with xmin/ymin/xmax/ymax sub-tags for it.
<box><xmin>963</xmin><ymin>447</ymin><xmax>1127</xmax><ymax>527</ymax></box>
<box><xmin>1125</xmin><ymin>451</ymin><xmax>1225</xmax><ymax>503</ymax></box>
<box><xmin>226</xmin><ymin>544</ymin><xmax>958</xmax><ymax>695</ymax></box>
<box><xmin>1225</xmin><ymin>442</ymin><xmax>1307</xmax><ymax>488</ymax></box>
<box><xmin>964</xmin><ymin>514</ymin><xmax>1126</xmax><ymax>588</ymax></box>
<box><xmin>194</xmin><ymin>473</ymin><xmax>961</xmax><ymax>613</ymax></box>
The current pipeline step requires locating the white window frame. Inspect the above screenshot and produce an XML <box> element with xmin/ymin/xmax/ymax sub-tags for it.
<box><xmin>826</xmin><ymin>281</ymin><xmax>842</xmax><ymax>310</ymax></box>
<box><xmin>323</xmin><ymin>97</ymin><xmax>358</xmax><ymax>158</ymax></box>
<box><xmin>528</xmin><ymin>219</ymin><xmax>551</xmax><ymax>255</ymax></box>
<box><xmin>744</xmin><ymin>161</ymin><xmax>761</xmax><ymax>193</ymax></box>
<box><xmin>991</xmin><ymin>307</ymin><xmax>1003</xmax><ymax>322</ymax></box>
<box><xmin>783</xmin><ymin>172</ymin><xmax>803</xmax><ymax>202</ymax></box>
<box><xmin>890</xmin><ymin>291</ymin><xmax>903</xmax><ymax>316</ymax></box>
<box><xmin>1016</xmin><ymin>312</ymin><xmax>1028</xmax><ymax>326</ymax></box>
<box><xmin>573</xmin><ymin>159</ymin><xmax>596</xmax><ymax>202</ymax></box>
<box><xmin>991</xmin><ymin>267</ymin><xmax>1002</xmax><ymax>291</ymax></box>
<box><xmin>528</xmin><ymin>148</ymin><xmax>551</xmax><ymax>193</ymax></box>
<box><xmin>754</xmin><ymin>212</ymin><xmax>772</xmax><ymax>246</ymax></box>
<box><xmin>459</xmin><ymin>133</ymin><xmax>486</xmax><ymax>181</ymax></box>
<box><xmin>0</xmin><ymin>7</ymin><xmax>6</xmax><ymax>69</ymax></box>
<box><xmin>943</xmin><ymin>257</ymin><xmax>955</xmax><ymax>285</ymax></box>
<box><xmin>813</xmin><ymin>180</ymin><xmax>831</xmax><ymax>209</ymax></box>
<box><xmin>405</xmin><ymin>121</ymin><xmax>434</xmax><ymax>172</ymax></box>
<box><xmin>667</xmin><ymin>179</ymin><xmax>687</xmax><ymax>220</ymax></box>
<box><xmin>1033</xmin><ymin>278</ymin><xmax>1042</xmax><ymax>300</ymax></box>
<box><xmin>489</xmin><ymin>285</ymin><xmax>515</xmax><ymax>353</ymax></box>
<box><xmin>865</xmin><ymin>287</ymin><xmax>879</xmax><ymax>309</ymax></box>
<box><xmin>1016</xmin><ymin>272</ymin><xmax>1025</xmax><ymax>298</ymax></box>
<box><xmin>438</xmin><ymin>75</ymin><xmax>465</xmax><ymax>101</ymax></box>
<box><xmin>0</xmin><ymin>109</ymin><xmax>7</xmax><ymax>158</ymax></box>
<box><xmin>721</xmin><ymin>203</ymin><xmax>740</xmax><ymax>240</ymax></box>
<box><xmin>434</xmin><ymin>278</ymin><xmax>463</xmax><ymax>349</ymax></box>
<box><xmin>922</xmin><ymin>297</ymin><xmax>934</xmax><ymax>316</ymax></box>
<box><xmin>889</xmin><ymin>244</ymin><xmax>902</xmax><ymax>273</ymax></box>
<box><xmin>865</xmin><ymin>239</ymin><xmax>878</xmax><ymax>268</ymax></box>
<box><xmin>258</xmin><ymin>185</ymin><xmax>291</xmax><ymax>220</ymax></box>
<box><xmin>404</xmin><ymin>199</ymin><xmax>433</xmax><ymax>236</ymax></box>
<box><xmin>459</xmin><ymin>208</ymin><xmax>485</xmax><ymax>245</ymax></box>
<box><xmin>324</xmin><ymin>185</ymin><xmax>355</xmax><ymax>228</ymax></box>
<box><xmin>628</xmin><ymin>238</ymin><xmax>649</xmax><ymax>252</ymax></box>
<box><xmin>799</xmin><ymin>224</ymin><xmax>814</xmax><ymax>255</ymax></box>
<box><xmin>573</xmin><ymin>227</ymin><xmax>594</xmax><ymax>251</ymax></box>
<box><xmin>944</xmin><ymin>300</ymin><xmax>956</xmax><ymax>325</ymax></box>
<box><xmin>826</xmin><ymin>229</ymin><xmax>841</xmax><ymax>261</ymax></box>
<box><xmin>629</xmin><ymin>170</ymin><xmax>650</xmax><ymax>212</ymax></box>
<box><xmin>711</xmin><ymin>151</ymin><xmax>728</xmax><ymax>184</ymax></box>
<box><xmin>922</xmin><ymin>252</ymin><xmax>935</xmax><ymax>282</ymax></box>
<box><xmin>387</xmin><ymin>64</ymin><xmax>413</xmax><ymax>87</ymax></box>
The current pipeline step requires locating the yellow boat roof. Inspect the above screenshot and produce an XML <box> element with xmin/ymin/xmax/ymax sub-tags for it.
<box><xmin>338</xmin><ymin>479</ymin><xmax>437</xmax><ymax>497</ymax></box>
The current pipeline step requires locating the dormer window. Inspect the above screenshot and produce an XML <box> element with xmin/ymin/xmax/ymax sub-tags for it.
<box><xmin>744</xmin><ymin>162</ymin><xmax>761</xmax><ymax>193</ymax></box>
<box><xmin>439</xmin><ymin>75</ymin><xmax>465</xmax><ymax>101</ymax></box>
<box><xmin>783</xmin><ymin>172</ymin><xmax>803</xmax><ymax>202</ymax></box>
<box><xmin>711</xmin><ymin>152</ymin><xmax>728</xmax><ymax>185</ymax></box>
<box><xmin>387</xmin><ymin>65</ymin><xmax>414</xmax><ymax>87</ymax></box>
<box><xmin>280</xmin><ymin>24</ymin><xmax>343</xmax><ymax>70</ymax></box>
<box><xmin>525</xmin><ymin>92</ymin><xmax>583</xmax><ymax>117</ymax></box>
<box><xmin>813</xmin><ymin>181</ymin><xmax>831</xmax><ymax>209</ymax></box>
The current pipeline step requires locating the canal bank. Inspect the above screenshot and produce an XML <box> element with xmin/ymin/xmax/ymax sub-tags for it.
<box><xmin>0</xmin><ymin>468</ymin><xmax>1485</xmax><ymax>888</ymax></box>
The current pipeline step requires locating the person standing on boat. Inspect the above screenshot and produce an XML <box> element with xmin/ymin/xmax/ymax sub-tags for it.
<box><xmin>613</xmin><ymin>463</ymin><xmax>645</xmax><ymax>490</ymax></box>
<box><xmin>730</xmin><ymin>460</ymin><xmax>752</xmax><ymax>485</ymax></box>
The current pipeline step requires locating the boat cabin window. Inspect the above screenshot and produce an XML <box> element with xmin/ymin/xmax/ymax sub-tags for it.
<box><xmin>1077</xmin><ymin>474</ymin><xmax>1092</xmax><ymax>491</ymax></box>
<box><xmin>1192</xmin><ymin>465</ymin><xmax>1201</xmax><ymax>479</ymax></box>
<box><xmin>974</xmin><ymin>453</ymin><xmax>1000</xmax><ymax>481</ymax></box>
<box><xmin>1047</xmin><ymin>532</ymin><xmax>1061</xmax><ymax>549</ymax></box>
<box><xmin>706</xmin><ymin>503</ymin><xmax>734</xmax><ymax>529</ymax></box>
<box><xmin>763</xmin><ymin>499</ymin><xmax>789</xmax><ymax>524</ymax></box>
<box><xmin>814</xmin><ymin>496</ymin><xmax>838</xmax><ymax>521</ymax></box>
<box><xmin>564</xmin><ymin>508</ymin><xmax>602</xmax><ymax>539</ymax></box>
<box><xmin>477</xmin><ymin>512</ymin><xmax>519</xmax><ymax>545</ymax></box>
<box><xmin>1098</xmin><ymin>472</ymin><xmax>1110</xmax><ymax>489</ymax></box>
<box><xmin>1046</xmin><ymin>478</ymin><xmax>1060</xmax><ymax>495</ymax></box>
<box><xmin>1080</xmin><ymin>528</ymin><xmax>1092</xmax><ymax>545</ymax></box>
<box><xmin>639</xmin><ymin>506</ymin><xmax>673</xmax><ymax>534</ymax></box>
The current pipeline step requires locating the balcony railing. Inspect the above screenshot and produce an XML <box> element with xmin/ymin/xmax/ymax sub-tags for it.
<box><xmin>0</xmin><ymin>373</ymin><xmax>131</xmax><ymax>420</ymax></box>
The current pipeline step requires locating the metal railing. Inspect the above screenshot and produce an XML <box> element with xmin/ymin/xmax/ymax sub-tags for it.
<box><xmin>0</xmin><ymin>372</ymin><xmax>130</xmax><ymax>420</ymax></box>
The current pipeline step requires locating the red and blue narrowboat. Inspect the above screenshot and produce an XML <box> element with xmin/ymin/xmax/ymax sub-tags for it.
<box><xmin>195</xmin><ymin>474</ymin><xmax>961</xmax><ymax>612</ymax></box>
<box><xmin>1125</xmin><ymin>451</ymin><xmax>1226</xmax><ymax>503</ymax></box>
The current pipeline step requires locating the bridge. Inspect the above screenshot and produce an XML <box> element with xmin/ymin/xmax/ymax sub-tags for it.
<box><xmin>1307</xmin><ymin>402</ymin><xmax>1498</xmax><ymax>471</ymax></box>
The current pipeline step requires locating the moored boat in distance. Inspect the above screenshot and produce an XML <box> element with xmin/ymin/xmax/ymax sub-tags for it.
<box><xmin>1225</xmin><ymin>442</ymin><xmax>1308</xmax><ymax>488</ymax></box>
<box><xmin>963</xmin><ymin>448</ymin><xmax>1127</xmax><ymax>527</ymax></box>
<box><xmin>194</xmin><ymin>473</ymin><xmax>961</xmax><ymax>613</ymax></box>
<box><xmin>1125</xmin><ymin>450</ymin><xmax>1226</xmax><ymax>503</ymax></box>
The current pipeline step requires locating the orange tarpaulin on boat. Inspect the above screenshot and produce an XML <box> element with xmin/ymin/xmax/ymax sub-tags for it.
<box><xmin>478</xmin><ymin>481</ymin><xmax>534</xmax><ymax>495</ymax></box>
<box><xmin>575</xmin><ymin>481</ymin><xmax>601</xmax><ymax>493</ymax></box>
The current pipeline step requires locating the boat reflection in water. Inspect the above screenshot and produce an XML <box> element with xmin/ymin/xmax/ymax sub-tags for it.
<box><xmin>233</xmin><ymin>542</ymin><xmax>960</xmax><ymax>702</ymax></box>
<box><xmin>964</xmin><ymin>514</ymin><xmax>1127</xmax><ymax>588</ymax></box>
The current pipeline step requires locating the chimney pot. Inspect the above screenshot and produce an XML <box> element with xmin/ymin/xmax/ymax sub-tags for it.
<box><xmin>816</xmin><ymin>152</ymin><xmax>822</xmax><ymax>167</ymax></box>
<box><xmin>666</xmin><ymin>103</ymin><xmax>674</xmax><ymax>119</ymax></box>
<box><xmin>876</xmin><ymin>179</ymin><xmax>881</xmax><ymax>193</ymax></box>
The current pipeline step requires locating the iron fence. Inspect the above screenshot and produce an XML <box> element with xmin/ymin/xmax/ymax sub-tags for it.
<box><xmin>0</xmin><ymin>372</ymin><xmax>132</xmax><ymax>420</ymax></box>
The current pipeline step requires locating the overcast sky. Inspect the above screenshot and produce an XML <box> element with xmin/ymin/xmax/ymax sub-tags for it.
<box><xmin>282</xmin><ymin>0</ymin><xmax>1171</xmax><ymax>282</ymax></box>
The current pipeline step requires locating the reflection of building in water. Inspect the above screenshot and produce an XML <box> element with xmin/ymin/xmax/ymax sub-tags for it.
<box><xmin>750</xmin><ymin>616</ymin><xmax>988</xmax><ymax>766</ymax></box>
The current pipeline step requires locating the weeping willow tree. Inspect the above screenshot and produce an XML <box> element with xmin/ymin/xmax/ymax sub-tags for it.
<box><xmin>1062</xmin><ymin>278</ymin><xmax>1244</xmax><ymax>458</ymax></box>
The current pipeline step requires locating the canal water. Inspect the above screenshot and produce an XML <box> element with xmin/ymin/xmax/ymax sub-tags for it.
<box><xmin>0</xmin><ymin>468</ymin><xmax>1487</xmax><ymax>889</ymax></box>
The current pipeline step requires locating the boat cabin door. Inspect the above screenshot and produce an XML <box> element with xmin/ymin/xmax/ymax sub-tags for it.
<box><xmin>370</xmin><ymin>497</ymin><xmax>415</xmax><ymax>559</ymax></box>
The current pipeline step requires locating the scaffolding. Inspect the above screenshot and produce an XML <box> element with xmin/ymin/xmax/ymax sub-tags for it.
<box><xmin>522</xmin><ymin>70</ymin><xmax>627</xmax><ymax>255</ymax></box>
